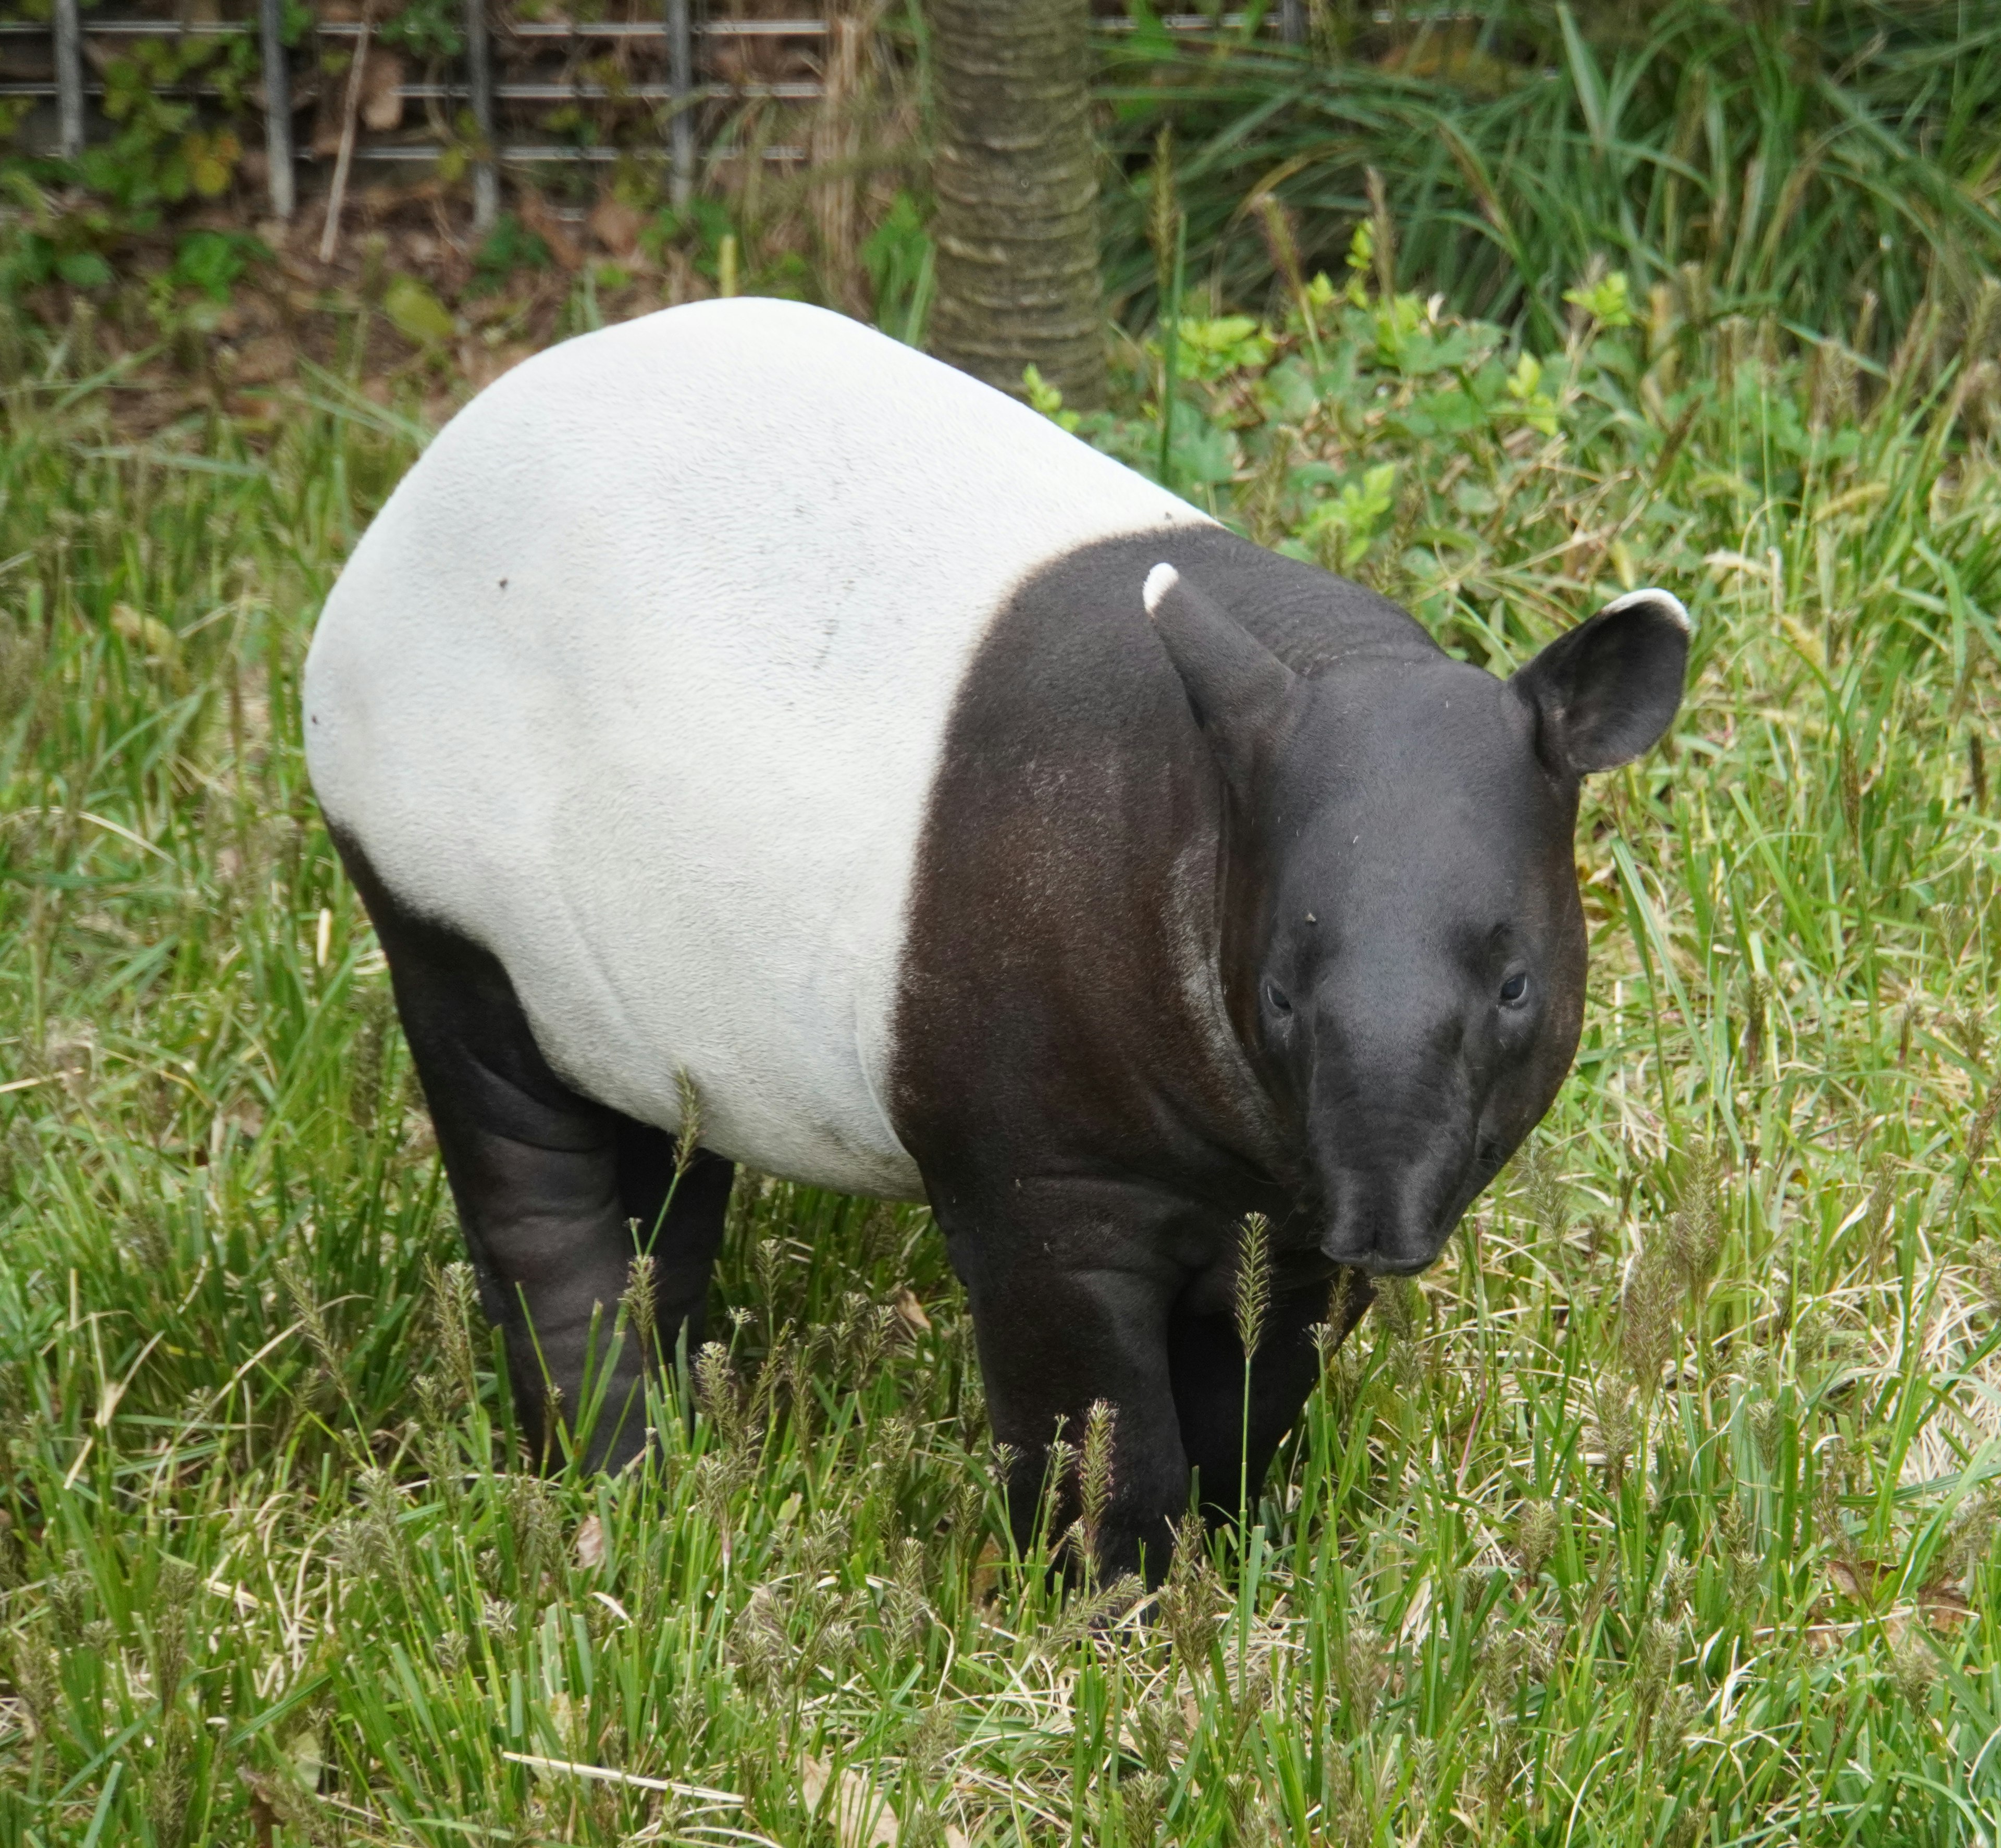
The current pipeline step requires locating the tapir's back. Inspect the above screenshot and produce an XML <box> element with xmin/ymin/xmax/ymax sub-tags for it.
<box><xmin>304</xmin><ymin>299</ymin><xmax>1204</xmax><ymax>1196</ymax></box>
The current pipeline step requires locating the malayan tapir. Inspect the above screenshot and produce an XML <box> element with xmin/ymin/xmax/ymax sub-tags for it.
<box><xmin>304</xmin><ymin>296</ymin><xmax>1688</xmax><ymax>1582</ymax></box>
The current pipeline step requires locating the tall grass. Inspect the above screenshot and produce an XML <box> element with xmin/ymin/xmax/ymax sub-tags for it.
<box><xmin>1098</xmin><ymin>0</ymin><xmax>2001</xmax><ymax>347</ymax></box>
<box><xmin>1</xmin><ymin>268</ymin><xmax>1999</xmax><ymax>1842</ymax></box>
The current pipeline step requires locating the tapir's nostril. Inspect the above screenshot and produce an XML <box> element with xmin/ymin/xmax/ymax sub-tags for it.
<box><xmin>1316</xmin><ymin>1168</ymin><xmax>1450</xmax><ymax>1274</ymax></box>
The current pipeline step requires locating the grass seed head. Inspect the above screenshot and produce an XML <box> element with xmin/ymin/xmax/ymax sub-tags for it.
<box><xmin>1158</xmin><ymin>1511</ymin><xmax>1225</xmax><ymax>1675</ymax></box>
<box><xmin>428</xmin><ymin>1259</ymin><xmax>481</xmax><ymax>1410</ymax></box>
<box><xmin>1619</xmin><ymin>1249</ymin><xmax>1679</xmax><ymax>1398</ymax></box>
<box><xmin>1965</xmin><ymin>1075</ymin><xmax>2001</xmax><ymax>1185</ymax></box>
<box><xmin>904</xmin><ymin>1698</ymin><xmax>956</xmax><ymax>1778</ymax></box>
<box><xmin>1517</xmin><ymin>1138</ymin><xmax>1573</xmax><ymax>1242</ymax></box>
<box><xmin>500</xmin><ymin>1473</ymin><xmax>562</xmax><ymax>1595</ymax></box>
<box><xmin>6</xmin><ymin>1627</ymin><xmax>61</xmax><ymax>1739</ymax></box>
<box><xmin>694</xmin><ymin>1340</ymin><xmax>749</xmax><ymax>1453</ymax></box>
<box><xmin>1514</xmin><ymin>1499</ymin><xmax>1560</xmax><ymax>1583</ymax></box>
<box><xmin>1338</xmin><ymin>1625</ymin><xmax>1388</xmax><ymax>1728</ymax></box>
<box><xmin>1633</xmin><ymin>1616</ymin><xmax>1682</xmax><ymax>1726</ymax></box>
<box><xmin>672</xmin><ymin>1066</ymin><xmax>703</xmax><ymax>1185</ymax></box>
<box><xmin>1147</xmin><ymin>122</ymin><xmax>1180</xmax><ymax>292</ymax></box>
<box><xmin>1591</xmin><ymin>1383</ymin><xmax>1640</xmax><ymax>1490</ymax></box>
<box><xmin>1116</xmin><ymin>1769</ymin><xmax>1168</xmax><ymax>1848</ymax></box>
<box><xmin>143</xmin><ymin>1710</ymin><xmax>194</xmax><ymax>1848</ymax></box>
<box><xmin>620</xmin><ymin>1249</ymin><xmax>659</xmax><ymax>1357</ymax></box>
<box><xmin>347</xmin><ymin>982</ymin><xmax>394</xmax><ymax>1134</ymax></box>
<box><xmin>727</xmin><ymin>1582</ymin><xmax>790</xmax><ymax>1696</ymax></box>
<box><xmin>1234</xmin><ymin>1212</ymin><xmax>1273</xmax><ymax>1362</ymax></box>
<box><xmin>278</xmin><ymin>1252</ymin><xmax>342</xmax><ymax>1385</ymax></box>
<box><xmin>1075</xmin><ymin>1397</ymin><xmax>1117</xmax><ymax>1582</ymax></box>
<box><xmin>1664</xmin><ymin>1153</ymin><xmax>1725</xmax><ymax>1299</ymax></box>
<box><xmin>1889</xmin><ymin>1629</ymin><xmax>1939</xmax><ymax>1711</ymax></box>
<box><xmin>149</xmin><ymin>1557</ymin><xmax>200</xmax><ymax>1708</ymax></box>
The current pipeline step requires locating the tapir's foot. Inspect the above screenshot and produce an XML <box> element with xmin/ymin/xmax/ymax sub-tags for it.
<box><xmin>337</xmin><ymin>832</ymin><xmax>734</xmax><ymax>1469</ymax></box>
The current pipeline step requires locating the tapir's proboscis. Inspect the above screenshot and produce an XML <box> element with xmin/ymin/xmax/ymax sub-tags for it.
<box><xmin>305</xmin><ymin>298</ymin><xmax>1688</xmax><ymax>1583</ymax></box>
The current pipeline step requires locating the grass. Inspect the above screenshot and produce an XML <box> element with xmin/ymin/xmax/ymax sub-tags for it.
<box><xmin>1097</xmin><ymin>0</ymin><xmax>2001</xmax><ymax>348</ymax></box>
<box><xmin>1</xmin><ymin>260</ymin><xmax>1999</xmax><ymax>1846</ymax></box>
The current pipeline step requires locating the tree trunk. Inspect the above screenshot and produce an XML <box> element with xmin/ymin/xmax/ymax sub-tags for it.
<box><xmin>924</xmin><ymin>0</ymin><xmax>1107</xmax><ymax>409</ymax></box>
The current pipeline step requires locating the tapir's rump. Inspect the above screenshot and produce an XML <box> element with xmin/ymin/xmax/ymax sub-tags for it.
<box><xmin>303</xmin><ymin>299</ymin><xmax>1207</xmax><ymax>1196</ymax></box>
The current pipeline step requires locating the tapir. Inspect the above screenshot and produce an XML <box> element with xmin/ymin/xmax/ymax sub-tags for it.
<box><xmin>304</xmin><ymin>297</ymin><xmax>1687</xmax><ymax>1581</ymax></box>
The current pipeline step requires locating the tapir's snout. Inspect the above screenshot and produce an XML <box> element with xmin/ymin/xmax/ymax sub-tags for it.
<box><xmin>1316</xmin><ymin>1164</ymin><xmax>1461</xmax><ymax>1275</ymax></box>
<box><xmin>1303</xmin><ymin>981</ymin><xmax>1476</xmax><ymax>1276</ymax></box>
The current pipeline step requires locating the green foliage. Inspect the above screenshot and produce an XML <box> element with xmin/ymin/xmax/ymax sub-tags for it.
<box><xmin>85</xmin><ymin>30</ymin><xmax>255</xmax><ymax>209</ymax></box>
<box><xmin>860</xmin><ymin>189</ymin><xmax>935</xmax><ymax>344</ymax></box>
<box><xmin>377</xmin><ymin>0</ymin><xmax>466</xmax><ymax>63</ymax></box>
<box><xmin>168</xmin><ymin>228</ymin><xmax>267</xmax><ymax>303</ymax></box>
<box><xmin>470</xmin><ymin>211</ymin><xmax>554</xmax><ymax>293</ymax></box>
<box><xmin>1</xmin><ymin>265</ymin><xmax>2000</xmax><ymax>1841</ymax></box>
<box><xmin>1098</xmin><ymin>0</ymin><xmax>2001</xmax><ymax>349</ymax></box>
<box><xmin>0</xmin><ymin>175</ymin><xmax>121</xmax><ymax>300</ymax></box>
<box><xmin>383</xmin><ymin>272</ymin><xmax>458</xmax><ymax>345</ymax></box>
<box><xmin>641</xmin><ymin>196</ymin><xmax>738</xmax><ymax>281</ymax></box>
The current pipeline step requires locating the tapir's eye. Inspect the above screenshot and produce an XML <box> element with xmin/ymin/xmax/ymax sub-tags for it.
<box><xmin>1264</xmin><ymin>980</ymin><xmax>1293</xmax><ymax>1016</ymax></box>
<box><xmin>1499</xmin><ymin>971</ymin><xmax>1530</xmax><ymax>1007</ymax></box>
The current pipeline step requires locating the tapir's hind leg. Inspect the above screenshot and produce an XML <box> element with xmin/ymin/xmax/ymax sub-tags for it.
<box><xmin>610</xmin><ymin>1118</ymin><xmax>736</xmax><ymax>1366</ymax></box>
<box><xmin>338</xmin><ymin>837</ymin><xmax>732</xmax><ymax>1469</ymax></box>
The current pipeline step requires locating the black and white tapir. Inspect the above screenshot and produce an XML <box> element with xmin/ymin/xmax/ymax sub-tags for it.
<box><xmin>305</xmin><ymin>298</ymin><xmax>1687</xmax><ymax>1580</ymax></box>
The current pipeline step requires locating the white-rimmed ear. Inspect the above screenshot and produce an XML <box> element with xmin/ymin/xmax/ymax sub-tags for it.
<box><xmin>1145</xmin><ymin>562</ymin><xmax>1302</xmax><ymax>796</ymax></box>
<box><xmin>1509</xmin><ymin>588</ymin><xmax>1690</xmax><ymax>777</ymax></box>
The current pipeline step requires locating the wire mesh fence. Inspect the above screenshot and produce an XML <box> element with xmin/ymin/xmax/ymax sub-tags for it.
<box><xmin>1</xmin><ymin>4</ymin><xmax>1305</xmax><ymax>229</ymax></box>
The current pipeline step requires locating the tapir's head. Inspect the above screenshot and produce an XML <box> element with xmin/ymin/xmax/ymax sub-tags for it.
<box><xmin>1146</xmin><ymin>562</ymin><xmax>1688</xmax><ymax>1276</ymax></box>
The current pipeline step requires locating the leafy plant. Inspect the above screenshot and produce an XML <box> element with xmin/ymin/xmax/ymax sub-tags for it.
<box><xmin>470</xmin><ymin>211</ymin><xmax>554</xmax><ymax>292</ymax></box>
<box><xmin>168</xmin><ymin>228</ymin><xmax>268</xmax><ymax>303</ymax></box>
<box><xmin>377</xmin><ymin>0</ymin><xmax>465</xmax><ymax>62</ymax></box>
<box><xmin>84</xmin><ymin>29</ymin><xmax>256</xmax><ymax>210</ymax></box>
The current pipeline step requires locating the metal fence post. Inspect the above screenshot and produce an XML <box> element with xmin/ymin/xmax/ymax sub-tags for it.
<box><xmin>1278</xmin><ymin>1</ymin><xmax>1306</xmax><ymax>46</ymax></box>
<box><xmin>260</xmin><ymin>0</ymin><xmax>295</xmax><ymax>219</ymax></box>
<box><xmin>52</xmin><ymin>0</ymin><xmax>84</xmax><ymax>161</ymax></box>
<box><xmin>666</xmin><ymin>0</ymin><xmax>694</xmax><ymax>206</ymax></box>
<box><xmin>465</xmin><ymin>0</ymin><xmax>499</xmax><ymax>229</ymax></box>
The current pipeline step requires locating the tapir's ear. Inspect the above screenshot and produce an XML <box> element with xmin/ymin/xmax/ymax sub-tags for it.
<box><xmin>1145</xmin><ymin>562</ymin><xmax>1301</xmax><ymax>795</ymax></box>
<box><xmin>1509</xmin><ymin>588</ymin><xmax>1690</xmax><ymax>778</ymax></box>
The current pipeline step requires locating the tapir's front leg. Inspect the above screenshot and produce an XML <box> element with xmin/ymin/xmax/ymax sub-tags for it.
<box><xmin>1168</xmin><ymin>1266</ymin><xmax>1373</xmax><ymax>1527</ymax></box>
<box><xmin>929</xmin><ymin>1173</ymin><xmax>1193</xmax><ymax>1587</ymax></box>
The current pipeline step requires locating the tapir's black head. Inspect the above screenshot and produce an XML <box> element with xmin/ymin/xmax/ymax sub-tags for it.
<box><xmin>1146</xmin><ymin>562</ymin><xmax>1688</xmax><ymax>1276</ymax></box>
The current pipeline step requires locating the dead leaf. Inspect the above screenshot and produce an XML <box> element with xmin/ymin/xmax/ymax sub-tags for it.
<box><xmin>1919</xmin><ymin>1580</ymin><xmax>1974</xmax><ymax>1627</ymax></box>
<box><xmin>111</xmin><ymin>603</ymin><xmax>180</xmax><ymax>663</ymax></box>
<box><xmin>518</xmin><ymin>193</ymin><xmax>583</xmax><ymax>269</ymax></box>
<box><xmin>575</xmin><ymin>1514</ymin><xmax>605</xmax><ymax>1571</ymax></box>
<box><xmin>361</xmin><ymin>48</ymin><xmax>405</xmax><ymax>131</ymax></box>
<box><xmin>589</xmin><ymin>195</ymin><xmax>646</xmax><ymax>260</ymax></box>
<box><xmin>1825</xmin><ymin>1557</ymin><xmax>1896</xmax><ymax>1602</ymax></box>
<box><xmin>799</xmin><ymin>1753</ymin><xmax>898</xmax><ymax>1847</ymax></box>
<box><xmin>230</xmin><ymin>334</ymin><xmax>297</xmax><ymax>386</ymax></box>
<box><xmin>464</xmin><ymin>342</ymin><xmax>534</xmax><ymax>391</ymax></box>
<box><xmin>970</xmin><ymin>1537</ymin><xmax>1003</xmax><ymax>1607</ymax></box>
<box><xmin>893</xmin><ymin>1288</ymin><xmax>931</xmax><ymax>1335</ymax></box>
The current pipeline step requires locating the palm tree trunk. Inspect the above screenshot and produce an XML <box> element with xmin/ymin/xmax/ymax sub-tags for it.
<box><xmin>924</xmin><ymin>0</ymin><xmax>1107</xmax><ymax>409</ymax></box>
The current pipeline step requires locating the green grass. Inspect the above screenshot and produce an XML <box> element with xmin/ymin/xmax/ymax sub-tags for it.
<box><xmin>1</xmin><ymin>270</ymin><xmax>1999</xmax><ymax>1846</ymax></box>
<box><xmin>1098</xmin><ymin>0</ymin><xmax>2001</xmax><ymax>349</ymax></box>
